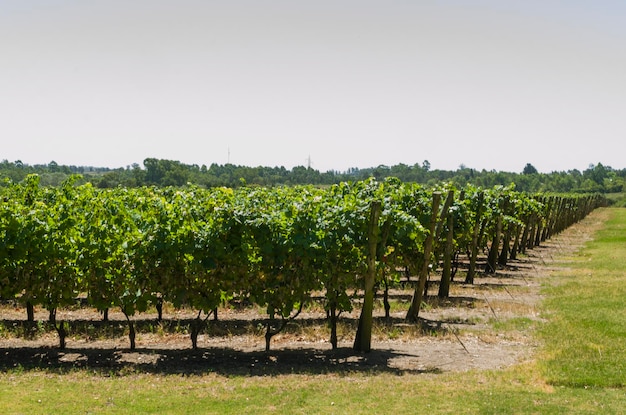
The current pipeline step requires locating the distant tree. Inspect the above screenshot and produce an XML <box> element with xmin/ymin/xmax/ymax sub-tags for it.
<box><xmin>144</xmin><ymin>158</ymin><xmax>166</xmax><ymax>185</ymax></box>
<box><xmin>372</xmin><ymin>165</ymin><xmax>390</xmax><ymax>181</ymax></box>
<box><xmin>584</xmin><ymin>163</ymin><xmax>609</xmax><ymax>185</ymax></box>
<box><xmin>523</xmin><ymin>163</ymin><xmax>538</xmax><ymax>175</ymax></box>
<box><xmin>48</xmin><ymin>161</ymin><xmax>60</xmax><ymax>173</ymax></box>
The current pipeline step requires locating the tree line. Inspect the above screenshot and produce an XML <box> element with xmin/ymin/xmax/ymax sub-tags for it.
<box><xmin>1</xmin><ymin>158</ymin><xmax>624</xmax><ymax>194</ymax></box>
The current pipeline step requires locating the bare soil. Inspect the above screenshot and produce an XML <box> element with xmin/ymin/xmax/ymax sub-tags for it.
<box><xmin>0</xmin><ymin>210</ymin><xmax>606</xmax><ymax>376</ymax></box>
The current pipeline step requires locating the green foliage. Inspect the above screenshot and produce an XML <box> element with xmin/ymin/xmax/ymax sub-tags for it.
<box><xmin>0</xmin><ymin>175</ymin><xmax>604</xmax><ymax>350</ymax></box>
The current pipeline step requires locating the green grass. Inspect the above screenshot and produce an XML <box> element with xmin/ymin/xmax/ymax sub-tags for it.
<box><xmin>605</xmin><ymin>192</ymin><xmax>626</xmax><ymax>208</ymax></box>
<box><xmin>2</xmin><ymin>208</ymin><xmax>626</xmax><ymax>414</ymax></box>
<box><xmin>539</xmin><ymin>208</ymin><xmax>626</xmax><ymax>388</ymax></box>
<box><xmin>492</xmin><ymin>316</ymin><xmax>537</xmax><ymax>332</ymax></box>
<box><xmin>1</xmin><ymin>368</ymin><xmax>625</xmax><ymax>414</ymax></box>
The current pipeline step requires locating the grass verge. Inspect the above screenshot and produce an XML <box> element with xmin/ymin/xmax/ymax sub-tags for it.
<box><xmin>1</xmin><ymin>367</ymin><xmax>624</xmax><ymax>414</ymax></box>
<box><xmin>539</xmin><ymin>208</ymin><xmax>626</xmax><ymax>388</ymax></box>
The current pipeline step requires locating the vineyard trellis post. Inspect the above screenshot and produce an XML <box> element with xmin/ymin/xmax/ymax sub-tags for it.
<box><xmin>485</xmin><ymin>196</ymin><xmax>504</xmax><ymax>274</ymax></box>
<box><xmin>465</xmin><ymin>191</ymin><xmax>484</xmax><ymax>284</ymax></box>
<box><xmin>406</xmin><ymin>192</ymin><xmax>441</xmax><ymax>322</ymax></box>
<box><xmin>438</xmin><ymin>197</ymin><xmax>455</xmax><ymax>298</ymax></box>
<box><xmin>353</xmin><ymin>201</ymin><xmax>382</xmax><ymax>353</ymax></box>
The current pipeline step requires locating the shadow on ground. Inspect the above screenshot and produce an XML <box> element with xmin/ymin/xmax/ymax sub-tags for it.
<box><xmin>0</xmin><ymin>344</ymin><xmax>441</xmax><ymax>376</ymax></box>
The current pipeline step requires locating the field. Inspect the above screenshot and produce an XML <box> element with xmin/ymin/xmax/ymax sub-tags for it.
<box><xmin>1</xmin><ymin>207</ymin><xmax>625</xmax><ymax>413</ymax></box>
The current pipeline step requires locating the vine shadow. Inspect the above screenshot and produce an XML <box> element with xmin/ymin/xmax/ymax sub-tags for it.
<box><xmin>0</xmin><ymin>345</ymin><xmax>440</xmax><ymax>377</ymax></box>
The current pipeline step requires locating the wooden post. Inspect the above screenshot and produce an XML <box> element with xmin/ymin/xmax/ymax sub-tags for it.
<box><xmin>438</xmin><ymin>206</ymin><xmax>454</xmax><ymax>298</ymax></box>
<box><xmin>353</xmin><ymin>201</ymin><xmax>382</xmax><ymax>353</ymax></box>
<box><xmin>485</xmin><ymin>200</ymin><xmax>503</xmax><ymax>274</ymax></box>
<box><xmin>509</xmin><ymin>224</ymin><xmax>522</xmax><ymax>260</ymax></box>
<box><xmin>465</xmin><ymin>191</ymin><xmax>484</xmax><ymax>284</ymax></box>
<box><xmin>406</xmin><ymin>192</ymin><xmax>441</xmax><ymax>322</ymax></box>
<box><xmin>429</xmin><ymin>190</ymin><xmax>454</xmax><ymax>297</ymax></box>
<box><xmin>498</xmin><ymin>196</ymin><xmax>511</xmax><ymax>266</ymax></box>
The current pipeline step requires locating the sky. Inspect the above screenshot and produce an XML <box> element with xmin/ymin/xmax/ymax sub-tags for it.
<box><xmin>1</xmin><ymin>0</ymin><xmax>625</xmax><ymax>173</ymax></box>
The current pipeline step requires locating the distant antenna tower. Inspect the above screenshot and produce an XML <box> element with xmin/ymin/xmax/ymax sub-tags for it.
<box><xmin>306</xmin><ymin>155</ymin><xmax>312</xmax><ymax>169</ymax></box>
<box><xmin>227</xmin><ymin>147</ymin><xmax>230</xmax><ymax>164</ymax></box>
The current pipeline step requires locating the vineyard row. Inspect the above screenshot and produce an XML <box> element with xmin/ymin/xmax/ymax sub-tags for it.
<box><xmin>0</xmin><ymin>175</ymin><xmax>604</xmax><ymax>351</ymax></box>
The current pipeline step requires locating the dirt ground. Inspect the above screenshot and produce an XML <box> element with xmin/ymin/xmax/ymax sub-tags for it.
<box><xmin>0</xmin><ymin>210</ymin><xmax>606</xmax><ymax>376</ymax></box>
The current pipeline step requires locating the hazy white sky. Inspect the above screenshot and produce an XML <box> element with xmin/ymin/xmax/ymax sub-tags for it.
<box><xmin>1</xmin><ymin>0</ymin><xmax>625</xmax><ymax>173</ymax></box>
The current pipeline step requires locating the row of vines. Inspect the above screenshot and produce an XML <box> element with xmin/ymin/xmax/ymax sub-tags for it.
<box><xmin>0</xmin><ymin>175</ymin><xmax>604</xmax><ymax>352</ymax></box>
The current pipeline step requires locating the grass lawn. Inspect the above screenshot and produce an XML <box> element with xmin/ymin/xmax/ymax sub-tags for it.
<box><xmin>1</xmin><ymin>208</ymin><xmax>626</xmax><ymax>414</ymax></box>
<box><xmin>539</xmin><ymin>208</ymin><xmax>626</xmax><ymax>388</ymax></box>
